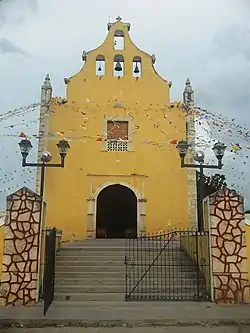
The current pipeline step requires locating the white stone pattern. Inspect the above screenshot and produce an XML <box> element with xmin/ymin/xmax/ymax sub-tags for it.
<box><xmin>107</xmin><ymin>141</ymin><xmax>128</xmax><ymax>151</ymax></box>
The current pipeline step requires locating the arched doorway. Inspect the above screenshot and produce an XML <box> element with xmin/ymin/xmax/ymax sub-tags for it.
<box><xmin>96</xmin><ymin>184</ymin><xmax>137</xmax><ymax>238</ymax></box>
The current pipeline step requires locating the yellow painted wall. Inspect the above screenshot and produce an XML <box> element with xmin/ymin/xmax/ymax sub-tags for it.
<box><xmin>246</xmin><ymin>224</ymin><xmax>250</xmax><ymax>280</ymax></box>
<box><xmin>0</xmin><ymin>225</ymin><xmax>4</xmax><ymax>280</ymax></box>
<box><xmin>180</xmin><ymin>234</ymin><xmax>210</xmax><ymax>294</ymax></box>
<box><xmin>44</xmin><ymin>20</ymin><xmax>191</xmax><ymax>241</ymax></box>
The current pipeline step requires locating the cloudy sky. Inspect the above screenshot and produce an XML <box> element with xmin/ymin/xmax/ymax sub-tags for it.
<box><xmin>0</xmin><ymin>0</ymin><xmax>250</xmax><ymax>208</ymax></box>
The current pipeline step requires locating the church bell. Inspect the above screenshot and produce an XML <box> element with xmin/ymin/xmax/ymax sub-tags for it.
<box><xmin>98</xmin><ymin>63</ymin><xmax>102</xmax><ymax>71</ymax></box>
<box><xmin>115</xmin><ymin>61</ymin><xmax>122</xmax><ymax>72</ymax></box>
<box><xmin>134</xmin><ymin>62</ymin><xmax>140</xmax><ymax>74</ymax></box>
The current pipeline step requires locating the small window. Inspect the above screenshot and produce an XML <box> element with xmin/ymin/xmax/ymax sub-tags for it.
<box><xmin>114</xmin><ymin>30</ymin><xmax>124</xmax><ymax>50</ymax></box>
<box><xmin>113</xmin><ymin>54</ymin><xmax>124</xmax><ymax>77</ymax></box>
<box><xmin>102</xmin><ymin>117</ymin><xmax>133</xmax><ymax>152</ymax></box>
<box><xmin>133</xmin><ymin>56</ymin><xmax>142</xmax><ymax>77</ymax></box>
<box><xmin>107</xmin><ymin>120</ymin><xmax>128</xmax><ymax>140</ymax></box>
<box><xmin>96</xmin><ymin>54</ymin><xmax>105</xmax><ymax>76</ymax></box>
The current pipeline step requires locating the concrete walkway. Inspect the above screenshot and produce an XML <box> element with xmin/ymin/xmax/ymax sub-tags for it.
<box><xmin>1</xmin><ymin>327</ymin><xmax>250</xmax><ymax>333</ymax></box>
<box><xmin>0</xmin><ymin>301</ymin><xmax>250</xmax><ymax>328</ymax></box>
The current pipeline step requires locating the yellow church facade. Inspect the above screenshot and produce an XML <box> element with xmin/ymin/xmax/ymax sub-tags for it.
<box><xmin>38</xmin><ymin>17</ymin><xmax>197</xmax><ymax>242</ymax></box>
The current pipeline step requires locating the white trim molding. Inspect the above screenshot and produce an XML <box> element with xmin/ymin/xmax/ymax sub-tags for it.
<box><xmin>86</xmin><ymin>181</ymin><xmax>146</xmax><ymax>239</ymax></box>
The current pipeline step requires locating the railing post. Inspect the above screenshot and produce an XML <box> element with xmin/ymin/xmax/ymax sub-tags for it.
<box><xmin>43</xmin><ymin>227</ymin><xmax>57</xmax><ymax>316</ymax></box>
<box><xmin>195</xmin><ymin>231</ymin><xmax>200</xmax><ymax>299</ymax></box>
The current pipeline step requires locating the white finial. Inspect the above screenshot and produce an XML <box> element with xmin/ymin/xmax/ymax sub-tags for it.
<box><xmin>41</xmin><ymin>74</ymin><xmax>52</xmax><ymax>103</ymax></box>
<box><xmin>183</xmin><ymin>77</ymin><xmax>194</xmax><ymax>106</ymax></box>
<box><xmin>43</xmin><ymin>74</ymin><xmax>51</xmax><ymax>88</ymax></box>
<box><xmin>184</xmin><ymin>77</ymin><xmax>193</xmax><ymax>92</ymax></box>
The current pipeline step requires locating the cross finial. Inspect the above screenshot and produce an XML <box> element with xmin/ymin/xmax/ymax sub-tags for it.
<box><xmin>116</xmin><ymin>16</ymin><xmax>122</xmax><ymax>21</ymax></box>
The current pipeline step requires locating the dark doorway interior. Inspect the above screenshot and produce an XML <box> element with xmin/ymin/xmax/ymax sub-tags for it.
<box><xmin>96</xmin><ymin>184</ymin><xmax>137</xmax><ymax>238</ymax></box>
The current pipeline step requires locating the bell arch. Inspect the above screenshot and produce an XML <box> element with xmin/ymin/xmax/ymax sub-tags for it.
<box><xmin>114</xmin><ymin>30</ymin><xmax>125</xmax><ymax>50</ymax></box>
<box><xmin>113</xmin><ymin>54</ymin><xmax>124</xmax><ymax>77</ymax></box>
<box><xmin>132</xmin><ymin>56</ymin><xmax>142</xmax><ymax>77</ymax></box>
<box><xmin>96</xmin><ymin>54</ymin><xmax>105</xmax><ymax>76</ymax></box>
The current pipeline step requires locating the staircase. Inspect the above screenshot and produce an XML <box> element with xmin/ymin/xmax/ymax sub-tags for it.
<box><xmin>55</xmin><ymin>239</ymin><xmax>126</xmax><ymax>302</ymax></box>
<box><xmin>54</xmin><ymin>238</ymin><xmax>207</xmax><ymax>304</ymax></box>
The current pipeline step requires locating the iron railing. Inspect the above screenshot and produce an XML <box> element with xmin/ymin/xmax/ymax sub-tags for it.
<box><xmin>197</xmin><ymin>171</ymin><xmax>227</xmax><ymax>200</ymax></box>
<box><xmin>43</xmin><ymin>227</ymin><xmax>57</xmax><ymax>316</ymax></box>
<box><xmin>125</xmin><ymin>229</ymin><xmax>210</xmax><ymax>301</ymax></box>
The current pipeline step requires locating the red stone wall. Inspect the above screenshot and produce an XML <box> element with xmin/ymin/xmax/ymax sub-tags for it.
<box><xmin>0</xmin><ymin>187</ymin><xmax>42</xmax><ymax>306</ymax></box>
<box><xmin>209</xmin><ymin>189</ymin><xmax>250</xmax><ymax>303</ymax></box>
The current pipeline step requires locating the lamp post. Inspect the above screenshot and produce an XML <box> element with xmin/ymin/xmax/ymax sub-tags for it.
<box><xmin>176</xmin><ymin>140</ymin><xmax>227</xmax><ymax>232</ymax></box>
<box><xmin>18</xmin><ymin>139</ymin><xmax>70</xmax><ymax>199</ymax></box>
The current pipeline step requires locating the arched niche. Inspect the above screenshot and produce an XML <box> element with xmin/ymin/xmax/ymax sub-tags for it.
<box><xmin>96</xmin><ymin>54</ymin><xmax>105</xmax><ymax>76</ymax></box>
<box><xmin>114</xmin><ymin>30</ymin><xmax>125</xmax><ymax>50</ymax></box>
<box><xmin>132</xmin><ymin>56</ymin><xmax>142</xmax><ymax>78</ymax></box>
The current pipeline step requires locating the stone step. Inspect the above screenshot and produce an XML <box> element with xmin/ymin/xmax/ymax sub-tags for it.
<box><xmin>55</xmin><ymin>276</ymin><xmax>204</xmax><ymax>285</ymax></box>
<box><xmin>51</xmin><ymin>300</ymin><xmax>127</xmax><ymax>307</ymax></box>
<box><xmin>55</xmin><ymin>265</ymin><xmax>125</xmax><ymax>273</ymax></box>
<box><xmin>56</xmin><ymin>252</ymin><xmax>125</xmax><ymax>258</ymax></box>
<box><xmin>55</xmin><ymin>258</ymin><xmax>194</xmax><ymax>266</ymax></box>
<box><xmin>54</xmin><ymin>291</ymin><xmax>202</xmax><ymax>302</ymax></box>
<box><xmin>59</xmin><ymin>246</ymin><xmax>127</xmax><ymax>252</ymax></box>
<box><xmin>57</xmin><ymin>252</ymin><xmax>194</xmax><ymax>259</ymax></box>
<box><xmin>56</xmin><ymin>256</ymin><xmax>124</xmax><ymax>262</ymax></box>
<box><xmin>52</xmin><ymin>300</ymin><xmax>204</xmax><ymax>307</ymax></box>
<box><xmin>55</xmin><ymin>271</ymin><xmax>124</xmax><ymax>278</ymax></box>
<box><xmin>55</xmin><ymin>263</ymin><xmax>199</xmax><ymax>273</ymax></box>
<box><xmin>63</xmin><ymin>239</ymin><xmax>180</xmax><ymax>246</ymax></box>
<box><xmin>58</xmin><ymin>249</ymin><xmax>182</xmax><ymax>255</ymax></box>
<box><xmin>55</xmin><ymin>277</ymin><xmax>125</xmax><ymax>285</ymax></box>
<box><xmin>54</xmin><ymin>292</ymin><xmax>125</xmax><ymax>301</ymax></box>
<box><xmin>55</xmin><ymin>260</ymin><xmax>124</xmax><ymax>266</ymax></box>
<box><xmin>55</xmin><ymin>269</ymin><xmax>203</xmax><ymax>279</ymax></box>
<box><xmin>55</xmin><ymin>283</ymin><xmax>203</xmax><ymax>294</ymax></box>
<box><xmin>59</xmin><ymin>245</ymin><xmax>182</xmax><ymax>252</ymax></box>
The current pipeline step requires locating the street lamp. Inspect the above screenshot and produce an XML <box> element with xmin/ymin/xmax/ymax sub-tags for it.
<box><xmin>176</xmin><ymin>140</ymin><xmax>227</xmax><ymax>231</ymax></box>
<box><xmin>18</xmin><ymin>138</ymin><xmax>70</xmax><ymax>198</ymax></box>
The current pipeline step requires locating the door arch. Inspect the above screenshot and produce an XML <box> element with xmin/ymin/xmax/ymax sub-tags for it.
<box><xmin>96</xmin><ymin>184</ymin><xmax>137</xmax><ymax>238</ymax></box>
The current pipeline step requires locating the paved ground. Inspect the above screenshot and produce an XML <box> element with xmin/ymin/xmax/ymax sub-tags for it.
<box><xmin>0</xmin><ymin>301</ymin><xmax>250</xmax><ymax>329</ymax></box>
<box><xmin>0</xmin><ymin>327</ymin><xmax>249</xmax><ymax>333</ymax></box>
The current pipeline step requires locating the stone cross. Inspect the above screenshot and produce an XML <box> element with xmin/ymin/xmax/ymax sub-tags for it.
<box><xmin>116</xmin><ymin>16</ymin><xmax>122</xmax><ymax>21</ymax></box>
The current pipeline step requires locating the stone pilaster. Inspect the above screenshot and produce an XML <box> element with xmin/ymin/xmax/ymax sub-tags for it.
<box><xmin>86</xmin><ymin>198</ymin><xmax>95</xmax><ymax>239</ymax></box>
<box><xmin>35</xmin><ymin>74</ymin><xmax>52</xmax><ymax>195</ymax></box>
<box><xmin>208</xmin><ymin>189</ymin><xmax>250</xmax><ymax>304</ymax></box>
<box><xmin>183</xmin><ymin>78</ymin><xmax>197</xmax><ymax>228</ymax></box>
<box><xmin>138</xmin><ymin>198</ymin><xmax>146</xmax><ymax>236</ymax></box>
<box><xmin>0</xmin><ymin>187</ymin><xmax>42</xmax><ymax>306</ymax></box>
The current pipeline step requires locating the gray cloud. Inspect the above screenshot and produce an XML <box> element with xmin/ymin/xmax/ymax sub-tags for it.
<box><xmin>0</xmin><ymin>37</ymin><xmax>29</xmax><ymax>55</ymax></box>
<box><xmin>0</xmin><ymin>0</ymin><xmax>38</xmax><ymax>26</ymax></box>
<box><xmin>14</xmin><ymin>14</ymin><xmax>26</xmax><ymax>25</ymax></box>
<box><xmin>213</xmin><ymin>25</ymin><xmax>250</xmax><ymax>60</ymax></box>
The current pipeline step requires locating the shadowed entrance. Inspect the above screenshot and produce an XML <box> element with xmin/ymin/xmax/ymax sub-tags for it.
<box><xmin>96</xmin><ymin>184</ymin><xmax>137</xmax><ymax>238</ymax></box>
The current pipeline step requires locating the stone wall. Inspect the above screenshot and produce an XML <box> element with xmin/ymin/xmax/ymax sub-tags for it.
<box><xmin>209</xmin><ymin>189</ymin><xmax>250</xmax><ymax>303</ymax></box>
<box><xmin>0</xmin><ymin>187</ymin><xmax>42</xmax><ymax>306</ymax></box>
